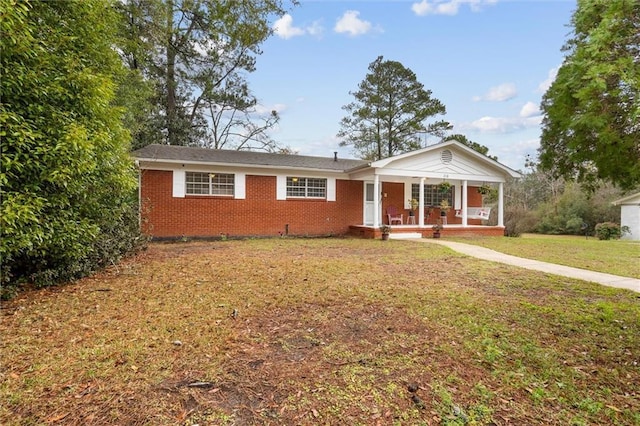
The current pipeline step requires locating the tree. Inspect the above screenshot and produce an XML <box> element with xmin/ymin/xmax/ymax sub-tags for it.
<box><xmin>539</xmin><ymin>0</ymin><xmax>640</xmax><ymax>190</ymax></box>
<box><xmin>338</xmin><ymin>56</ymin><xmax>450</xmax><ymax>160</ymax></box>
<box><xmin>443</xmin><ymin>134</ymin><xmax>497</xmax><ymax>161</ymax></box>
<box><xmin>202</xmin><ymin>82</ymin><xmax>281</xmax><ymax>151</ymax></box>
<box><xmin>116</xmin><ymin>0</ymin><xmax>292</xmax><ymax>151</ymax></box>
<box><xmin>0</xmin><ymin>0</ymin><xmax>142</xmax><ymax>296</ymax></box>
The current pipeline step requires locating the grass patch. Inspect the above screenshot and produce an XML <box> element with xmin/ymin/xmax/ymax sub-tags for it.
<box><xmin>451</xmin><ymin>233</ymin><xmax>640</xmax><ymax>278</ymax></box>
<box><xmin>1</xmin><ymin>239</ymin><xmax>639</xmax><ymax>425</ymax></box>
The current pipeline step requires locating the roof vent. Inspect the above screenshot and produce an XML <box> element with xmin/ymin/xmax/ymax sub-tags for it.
<box><xmin>440</xmin><ymin>149</ymin><xmax>453</xmax><ymax>164</ymax></box>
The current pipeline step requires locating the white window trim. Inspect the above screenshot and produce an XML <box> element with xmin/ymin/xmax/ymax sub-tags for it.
<box><xmin>277</xmin><ymin>175</ymin><xmax>335</xmax><ymax>201</ymax></box>
<box><xmin>176</xmin><ymin>171</ymin><xmax>242</xmax><ymax>198</ymax></box>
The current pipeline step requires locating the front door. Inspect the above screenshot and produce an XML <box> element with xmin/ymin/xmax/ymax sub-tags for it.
<box><xmin>364</xmin><ymin>182</ymin><xmax>375</xmax><ymax>225</ymax></box>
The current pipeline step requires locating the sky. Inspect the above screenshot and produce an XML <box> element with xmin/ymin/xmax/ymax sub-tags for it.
<box><xmin>247</xmin><ymin>0</ymin><xmax>577</xmax><ymax>171</ymax></box>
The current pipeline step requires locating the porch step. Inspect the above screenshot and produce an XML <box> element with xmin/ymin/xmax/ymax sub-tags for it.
<box><xmin>389</xmin><ymin>232</ymin><xmax>422</xmax><ymax>240</ymax></box>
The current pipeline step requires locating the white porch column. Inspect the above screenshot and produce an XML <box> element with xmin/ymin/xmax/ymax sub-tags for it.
<box><xmin>373</xmin><ymin>174</ymin><xmax>380</xmax><ymax>226</ymax></box>
<box><xmin>498</xmin><ymin>182</ymin><xmax>504</xmax><ymax>227</ymax></box>
<box><xmin>461</xmin><ymin>180</ymin><xmax>468</xmax><ymax>227</ymax></box>
<box><xmin>418</xmin><ymin>178</ymin><xmax>425</xmax><ymax>226</ymax></box>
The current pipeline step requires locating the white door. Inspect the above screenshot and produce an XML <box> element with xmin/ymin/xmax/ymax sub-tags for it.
<box><xmin>364</xmin><ymin>182</ymin><xmax>375</xmax><ymax>225</ymax></box>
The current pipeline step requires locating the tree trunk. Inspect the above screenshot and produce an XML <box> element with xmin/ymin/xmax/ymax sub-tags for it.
<box><xmin>166</xmin><ymin>0</ymin><xmax>177</xmax><ymax>145</ymax></box>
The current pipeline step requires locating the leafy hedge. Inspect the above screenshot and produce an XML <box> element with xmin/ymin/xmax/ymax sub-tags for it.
<box><xmin>1</xmin><ymin>1</ymin><xmax>145</xmax><ymax>299</ymax></box>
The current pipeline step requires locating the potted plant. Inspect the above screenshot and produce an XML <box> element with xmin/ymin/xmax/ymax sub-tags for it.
<box><xmin>439</xmin><ymin>181</ymin><xmax>451</xmax><ymax>193</ymax></box>
<box><xmin>477</xmin><ymin>183</ymin><xmax>492</xmax><ymax>195</ymax></box>
<box><xmin>432</xmin><ymin>222</ymin><xmax>442</xmax><ymax>238</ymax></box>
<box><xmin>380</xmin><ymin>224</ymin><xmax>391</xmax><ymax>240</ymax></box>
<box><xmin>408</xmin><ymin>198</ymin><xmax>419</xmax><ymax>216</ymax></box>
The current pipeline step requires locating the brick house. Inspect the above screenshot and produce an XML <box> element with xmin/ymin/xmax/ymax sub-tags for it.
<box><xmin>133</xmin><ymin>140</ymin><xmax>521</xmax><ymax>239</ymax></box>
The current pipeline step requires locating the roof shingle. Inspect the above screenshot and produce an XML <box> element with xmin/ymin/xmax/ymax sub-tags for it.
<box><xmin>132</xmin><ymin>144</ymin><xmax>368</xmax><ymax>172</ymax></box>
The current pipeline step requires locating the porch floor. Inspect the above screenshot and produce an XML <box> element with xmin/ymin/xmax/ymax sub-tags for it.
<box><xmin>349</xmin><ymin>224</ymin><xmax>505</xmax><ymax>239</ymax></box>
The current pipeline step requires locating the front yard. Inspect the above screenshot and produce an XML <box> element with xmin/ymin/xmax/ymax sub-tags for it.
<box><xmin>450</xmin><ymin>234</ymin><xmax>640</xmax><ymax>279</ymax></box>
<box><xmin>1</xmin><ymin>239</ymin><xmax>638</xmax><ymax>425</ymax></box>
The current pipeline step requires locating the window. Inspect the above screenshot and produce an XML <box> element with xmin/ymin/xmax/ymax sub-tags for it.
<box><xmin>186</xmin><ymin>172</ymin><xmax>234</xmax><ymax>196</ymax></box>
<box><xmin>286</xmin><ymin>177</ymin><xmax>326</xmax><ymax>199</ymax></box>
<box><xmin>411</xmin><ymin>184</ymin><xmax>454</xmax><ymax>207</ymax></box>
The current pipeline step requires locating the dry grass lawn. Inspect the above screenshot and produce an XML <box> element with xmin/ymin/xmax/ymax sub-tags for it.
<box><xmin>1</xmin><ymin>238</ymin><xmax>639</xmax><ymax>425</ymax></box>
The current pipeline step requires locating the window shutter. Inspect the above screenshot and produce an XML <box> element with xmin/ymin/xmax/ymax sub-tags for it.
<box><xmin>326</xmin><ymin>177</ymin><xmax>336</xmax><ymax>202</ymax></box>
<box><xmin>276</xmin><ymin>175</ymin><xmax>286</xmax><ymax>200</ymax></box>
<box><xmin>234</xmin><ymin>173</ymin><xmax>246</xmax><ymax>199</ymax></box>
<box><xmin>172</xmin><ymin>170</ymin><xmax>185</xmax><ymax>198</ymax></box>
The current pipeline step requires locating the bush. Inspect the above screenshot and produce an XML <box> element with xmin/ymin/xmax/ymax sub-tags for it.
<box><xmin>0</xmin><ymin>1</ymin><xmax>146</xmax><ymax>299</ymax></box>
<box><xmin>504</xmin><ymin>206</ymin><xmax>538</xmax><ymax>237</ymax></box>
<box><xmin>594</xmin><ymin>222</ymin><xmax>623</xmax><ymax>240</ymax></box>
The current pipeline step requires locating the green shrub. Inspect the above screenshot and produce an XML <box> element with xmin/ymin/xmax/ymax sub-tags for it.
<box><xmin>594</xmin><ymin>222</ymin><xmax>623</xmax><ymax>240</ymax></box>
<box><xmin>0</xmin><ymin>1</ymin><xmax>146</xmax><ymax>298</ymax></box>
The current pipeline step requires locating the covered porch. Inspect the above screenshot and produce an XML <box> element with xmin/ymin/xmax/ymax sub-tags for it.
<box><xmin>345</xmin><ymin>140</ymin><xmax>520</xmax><ymax>239</ymax></box>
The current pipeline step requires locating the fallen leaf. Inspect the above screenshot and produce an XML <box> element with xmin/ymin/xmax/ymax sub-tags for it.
<box><xmin>47</xmin><ymin>412</ymin><xmax>69</xmax><ymax>423</ymax></box>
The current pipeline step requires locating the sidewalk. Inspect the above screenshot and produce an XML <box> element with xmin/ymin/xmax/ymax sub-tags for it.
<box><xmin>414</xmin><ymin>239</ymin><xmax>640</xmax><ymax>293</ymax></box>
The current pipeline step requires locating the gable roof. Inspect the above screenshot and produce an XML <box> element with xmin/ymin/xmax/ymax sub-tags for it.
<box><xmin>133</xmin><ymin>144</ymin><xmax>367</xmax><ymax>172</ymax></box>
<box><xmin>132</xmin><ymin>141</ymin><xmax>521</xmax><ymax>180</ymax></box>
<box><xmin>612</xmin><ymin>192</ymin><xmax>640</xmax><ymax>206</ymax></box>
<box><xmin>368</xmin><ymin>139</ymin><xmax>521</xmax><ymax>178</ymax></box>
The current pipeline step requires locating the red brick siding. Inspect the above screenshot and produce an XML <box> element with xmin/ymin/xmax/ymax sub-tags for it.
<box><xmin>140</xmin><ymin>170</ymin><xmax>363</xmax><ymax>238</ymax></box>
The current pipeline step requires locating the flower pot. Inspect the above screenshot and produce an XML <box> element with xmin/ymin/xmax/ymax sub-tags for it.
<box><xmin>381</xmin><ymin>233</ymin><xmax>390</xmax><ymax>241</ymax></box>
<box><xmin>432</xmin><ymin>231</ymin><xmax>441</xmax><ymax>239</ymax></box>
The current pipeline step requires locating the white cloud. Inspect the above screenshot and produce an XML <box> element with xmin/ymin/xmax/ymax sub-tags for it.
<box><xmin>334</xmin><ymin>10</ymin><xmax>373</xmax><ymax>36</ymax></box>
<box><xmin>519</xmin><ymin>101</ymin><xmax>540</xmax><ymax>118</ymax></box>
<box><xmin>412</xmin><ymin>0</ymin><xmax>460</xmax><ymax>16</ymax></box>
<box><xmin>474</xmin><ymin>82</ymin><xmax>517</xmax><ymax>102</ymax></box>
<box><xmin>493</xmin><ymin>138</ymin><xmax>540</xmax><ymax>170</ymax></box>
<box><xmin>307</xmin><ymin>20</ymin><xmax>324</xmax><ymax>37</ymax></box>
<box><xmin>469</xmin><ymin>0</ymin><xmax>498</xmax><ymax>12</ymax></box>
<box><xmin>466</xmin><ymin>115</ymin><xmax>541</xmax><ymax>134</ymax></box>
<box><xmin>273</xmin><ymin>14</ymin><xmax>324</xmax><ymax>39</ymax></box>
<box><xmin>538</xmin><ymin>66</ymin><xmax>559</xmax><ymax>93</ymax></box>
<box><xmin>412</xmin><ymin>0</ymin><xmax>498</xmax><ymax>16</ymax></box>
<box><xmin>273</xmin><ymin>14</ymin><xmax>305</xmax><ymax>39</ymax></box>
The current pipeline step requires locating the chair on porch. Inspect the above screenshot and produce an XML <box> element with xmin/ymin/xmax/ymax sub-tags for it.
<box><xmin>386</xmin><ymin>206</ymin><xmax>403</xmax><ymax>225</ymax></box>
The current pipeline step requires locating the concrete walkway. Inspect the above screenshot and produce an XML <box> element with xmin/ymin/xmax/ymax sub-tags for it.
<box><xmin>413</xmin><ymin>239</ymin><xmax>640</xmax><ymax>293</ymax></box>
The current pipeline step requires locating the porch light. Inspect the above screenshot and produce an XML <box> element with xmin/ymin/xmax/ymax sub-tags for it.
<box><xmin>209</xmin><ymin>173</ymin><xmax>216</xmax><ymax>178</ymax></box>
<box><xmin>292</xmin><ymin>177</ymin><xmax>298</xmax><ymax>182</ymax></box>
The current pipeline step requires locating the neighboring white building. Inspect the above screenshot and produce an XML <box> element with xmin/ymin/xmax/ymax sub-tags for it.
<box><xmin>612</xmin><ymin>192</ymin><xmax>640</xmax><ymax>241</ymax></box>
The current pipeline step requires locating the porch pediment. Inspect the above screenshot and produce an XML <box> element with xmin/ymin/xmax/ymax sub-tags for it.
<box><xmin>352</xmin><ymin>140</ymin><xmax>520</xmax><ymax>183</ymax></box>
